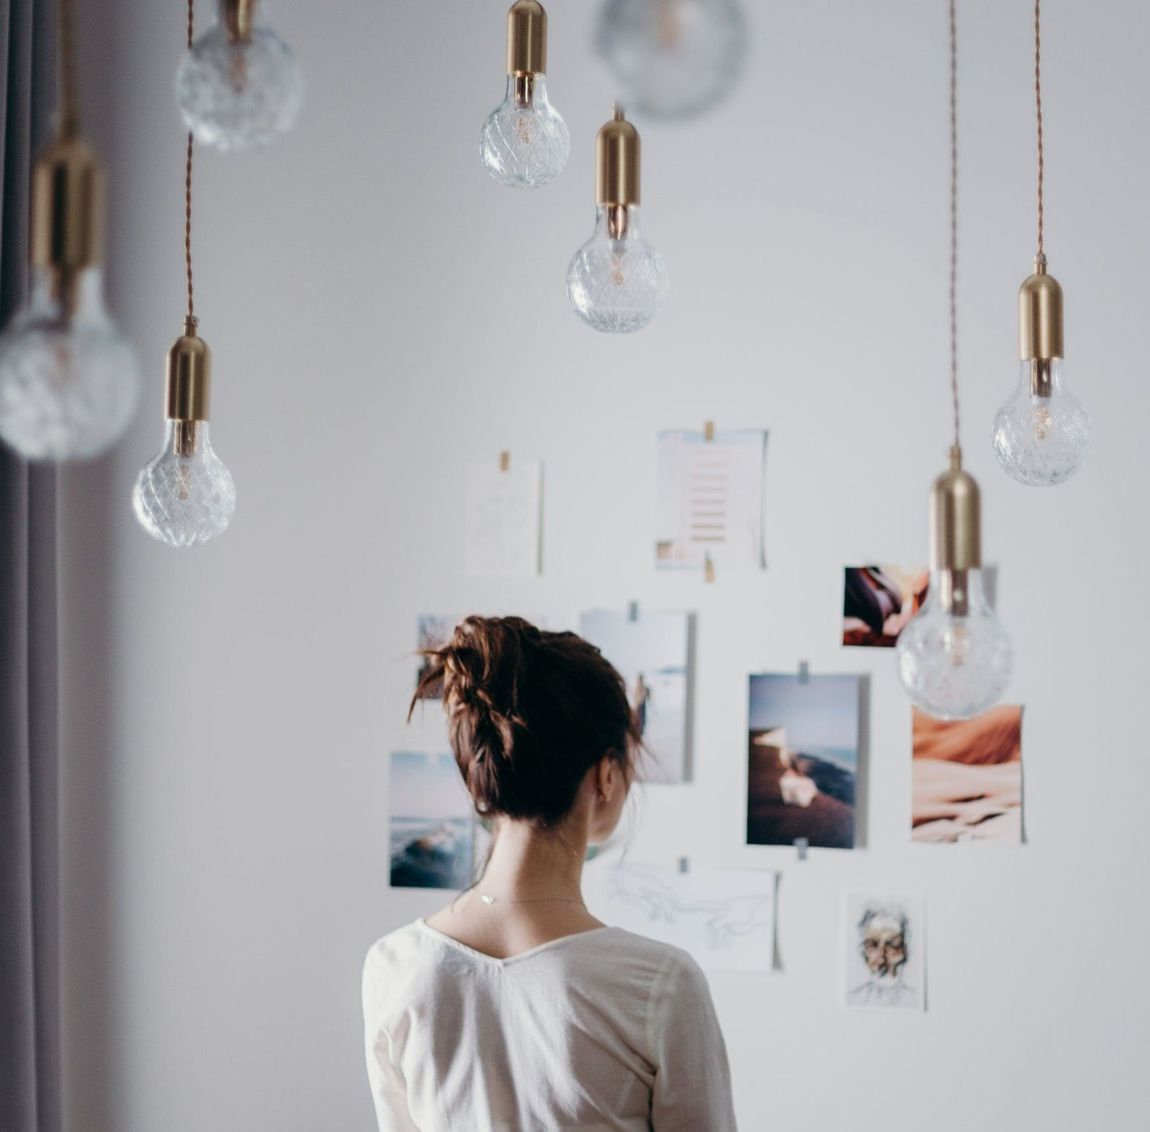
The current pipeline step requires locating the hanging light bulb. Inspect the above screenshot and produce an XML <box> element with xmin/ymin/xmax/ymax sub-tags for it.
<box><xmin>0</xmin><ymin>2</ymin><xmax>139</xmax><ymax>461</ymax></box>
<box><xmin>176</xmin><ymin>0</ymin><xmax>303</xmax><ymax>152</ymax></box>
<box><xmin>898</xmin><ymin>0</ymin><xmax>1012</xmax><ymax>721</ymax></box>
<box><xmin>480</xmin><ymin>0</ymin><xmax>570</xmax><ymax>188</ymax></box>
<box><xmin>897</xmin><ymin>449</ymin><xmax>1012</xmax><ymax>720</ymax></box>
<box><xmin>993</xmin><ymin>261</ymin><xmax>1090</xmax><ymax>484</ymax></box>
<box><xmin>992</xmin><ymin>2</ymin><xmax>1089</xmax><ymax>485</ymax></box>
<box><xmin>595</xmin><ymin>0</ymin><xmax>746</xmax><ymax>120</ymax></box>
<box><xmin>133</xmin><ymin>319</ymin><xmax>236</xmax><ymax>548</ymax></box>
<box><xmin>138</xmin><ymin>6</ymin><xmax>235</xmax><ymax>550</ymax></box>
<box><xmin>567</xmin><ymin>106</ymin><xmax>668</xmax><ymax>333</ymax></box>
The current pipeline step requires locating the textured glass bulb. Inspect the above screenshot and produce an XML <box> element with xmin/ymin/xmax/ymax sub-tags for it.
<box><xmin>896</xmin><ymin>570</ymin><xmax>1012</xmax><ymax>721</ymax></box>
<box><xmin>595</xmin><ymin>0</ymin><xmax>746</xmax><ymax>119</ymax></box>
<box><xmin>567</xmin><ymin>206</ymin><xmax>668</xmax><ymax>333</ymax></box>
<box><xmin>133</xmin><ymin>421</ymin><xmax>236</xmax><ymax>548</ymax></box>
<box><xmin>481</xmin><ymin>75</ymin><xmax>570</xmax><ymax>188</ymax></box>
<box><xmin>0</xmin><ymin>267</ymin><xmax>139</xmax><ymax>460</ymax></box>
<box><xmin>176</xmin><ymin>2</ymin><xmax>302</xmax><ymax>152</ymax></box>
<box><xmin>993</xmin><ymin>359</ymin><xmax>1090</xmax><ymax>485</ymax></box>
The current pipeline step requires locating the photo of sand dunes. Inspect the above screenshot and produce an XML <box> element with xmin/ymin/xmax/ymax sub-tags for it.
<box><xmin>911</xmin><ymin>706</ymin><xmax>1023</xmax><ymax>844</ymax></box>
<box><xmin>746</xmin><ymin>674</ymin><xmax>861</xmax><ymax>850</ymax></box>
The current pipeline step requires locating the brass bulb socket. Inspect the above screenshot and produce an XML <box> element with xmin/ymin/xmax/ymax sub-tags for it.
<box><xmin>1019</xmin><ymin>257</ymin><xmax>1064</xmax><ymax>362</ymax></box>
<box><xmin>596</xmin><ymin>105</ymin><xmax>640</xmax><ymax>207</ymax></box>
<box><xmin>165</xmin><ymin>321</ymin><xmax>212</xmax><ymax>424</ymax></box>
<box><xmin>507</xmin><ymin>0</ymin><xmax>546</xmax><ymax>76</ymax></box>
<box><xmin>930</xmin><ymin>447</ymin><xmax>982</xmax><ymax>573</ymax></box>
<box><xmin>30</xmin><ymin>135</ymin><xmax>104</xmax><ymax>293</ymax></box>
<box><xmin>223</xmin><ymin>0</ymin><xmax>256</xmax><ymax>44</ymax></box>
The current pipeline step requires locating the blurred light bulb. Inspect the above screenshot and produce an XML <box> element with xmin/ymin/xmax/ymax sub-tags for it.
<box><xmin>896</xmin><ymin>451</ymin><xmax>1012</xmax><ymax>721</ymax></box>
<box><xmin>0</xmin><ymin>135</ymin><xmax>139</xmax><ymax>461</ymax></box>
<box><xmin>567</xmin><ymin>107</ymin><xmax>667</xmax><ymax>333</ymax></box>
<box><xmin>897</xmin><ymin>569</ymin><xmax>1012</xmax><ymax>721</ymax></box>
<box><xmin>993</xmin><ymin>359</ymin><xmax>1090</xmax><ymax>485</ymax></box>
<box><xmin>0</xmin><ymin>268</ymin><xmax>139</xmax><ymax>460</ymax></box>
<box><xmin>481</xmin><ymin>1</ymin><xmax>569</xmax><ymax>188</ymax></box>
<box><xmin>993</xmin><ymin>262</ymin><xmax>1089</xmax><ymax>485</ymax></box>
<box><xmin>595</xmin><ymin>0</ymin><xmax>746</xmax><ymax>120</ymax></box>
<box><xmin>133</xmin><ymin>325</ymin><xmax>235</xmax><ymax>548</ymax></box>
<box><xmin>176</xmin><ymin>0</ymin><xmax>302</xmax><ymax>152</ymax></box>
<box><xmin>568</xmin><ymin>206</ymin><xmax>668</xmax><ymax>333</ymax></box>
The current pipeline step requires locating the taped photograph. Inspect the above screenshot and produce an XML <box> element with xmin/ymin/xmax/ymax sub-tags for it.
<box><xmin>912</xmin><ymin>706</ymin><xmax>1023</xmax><ymax>844</ymax></box>
<box><xmin>842</xmin><ymin>565</ymin><xmax>929</xmax><ymax>648</ymax></box>
<box><xmin>746</xmin><ymin>673</ymin><xmax>861</xmax><ymax>850</ymax></box>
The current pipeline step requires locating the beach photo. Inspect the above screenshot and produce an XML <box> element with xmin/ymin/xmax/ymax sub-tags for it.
<box><xmin>389</xmin><ymin>751</ymin><xmax>475</xmax><ymax>889</ymax></box>
<box><xmin>579</xmin><ymin>608</ymin><xmax>691</xmax><ymax>783</ymax></box>
<box><xmin>842</xmin><ymin>565</ymin><xmax>929</xmax><ymax>647</ymax></box>
<box><xmin>746</xmin><ymin>674</ymin><xmax>861</xmax><ymax>849</ymax></box>
<box><xmin>844</xmin><ymin>893</ymin><xmax>926</xmax><ymax>1011</ymax></box>
<box><xmin>911</xmin><ymin>706</ymin><xmax>1023</xmax><ymax>844</ymax></box>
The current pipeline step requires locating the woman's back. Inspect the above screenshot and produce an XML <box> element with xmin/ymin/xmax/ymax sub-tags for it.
<box><xmin>363</xmin><ymin>920</ymin><xmax>737</xmax><ymax>1132</ymax></box>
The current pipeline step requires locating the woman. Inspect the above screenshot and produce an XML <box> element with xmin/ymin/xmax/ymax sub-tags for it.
<box><xmin>363</xmin><ymin>616</ymin><xmax>738</xmax><ymax>1131</ymax></box>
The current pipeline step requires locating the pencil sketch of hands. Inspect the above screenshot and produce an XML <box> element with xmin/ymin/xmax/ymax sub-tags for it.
<box><xmin>609</xmin><ymin>867</ymin><xmax>681</xmax><ymax>923</ymax></box>
<box><xmin>694</xmin><ymin>894</ymin><xmax>773</xmax><ymax>950</ymax></box>
<box><xmin>610</xmin><ymin>868</ymin><xmax>773</xmax><ymax>951</ymax></box>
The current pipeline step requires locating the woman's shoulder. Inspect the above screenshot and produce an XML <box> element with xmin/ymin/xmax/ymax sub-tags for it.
<box><xmin>363</xmin><ymin>918</ymin><xmax>437</xmax><ymax>970</ymax></box>
<box><xmin>576</xmin><ymin>926</ymin><xmax>707</xmax><ymax>991</ymax></box>
<box><xmin>362</xmin><ymin>920</ymin><xmax>437</xmax><ymax>993</ymax></box>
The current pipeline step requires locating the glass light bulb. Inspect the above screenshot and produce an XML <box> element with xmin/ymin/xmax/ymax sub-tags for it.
<box><xmin>176</xmin><ymin>3</ymin><xmax>302</xmax><ymax>152</ymax></box>
<box><xmin>567</xmin><ymin>206</ymin><xmax>668</xmax><ymax>333</ymax></box>
<box><xmin>594</xmin><ymin>0</ymin><xmax>746</xmax><ymax>120</ymax></box>
<box><xmin>0</xmin><ymin>267</ymin><xmax>140</xmax><ymax>460</ymax></box>
<box><xmin>896</xmin><ymin>570</ymin><xmax>1012</xmax><ymax>721</ymax></box>
<box><xmin>133</xmin><ymin>421</ymin><xmax>236</xmax><ymax>548</ymax></box>
<box><xmin>480</xmin><ymin>75</ymin><xmax>570</xmax><ymax>188</ymax></box>
<box><xmin>992</xmin><ymin>359</ymin><xmax>1090</xmax><ymax>485</ymax></box>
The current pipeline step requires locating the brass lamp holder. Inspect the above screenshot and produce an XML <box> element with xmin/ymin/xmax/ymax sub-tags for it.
<box><xmin>930</xmin><ymin>446</ymin><xmax>981</xmax><ymax>616</ymax></box>
<box><xmin>165</xmin><ymin>318</ymin><xmax>212</xmax><ymax>456</ymax></box>
<box><xmin>1018</xmin><ymin>254</ymin><xmax>1064</xmax><ymax>398</ymax></box>
<box><xmin>596</xmin><ymin>104</ymin><xmax>640</xmax><ymax>239</ymax></box>
<box><xmin>30</xmin><ymin>131</ymin><xmax>104</xmax><ymax>313</ymax></box>
<box><xmin>507</xmin><ymin>0</ymin><xmax>547</xmax><ymax>109</ymax></box>
<box><xmin>223</xmin><ymin>0</ymin><xmax>256</xmax><ymax>45</ymax></box>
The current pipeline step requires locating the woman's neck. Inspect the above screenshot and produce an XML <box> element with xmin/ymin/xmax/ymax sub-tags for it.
<box><xmin>477</xmin><ymin>816</ymin><xmax>588</xmax><ymax>902</ymax></box>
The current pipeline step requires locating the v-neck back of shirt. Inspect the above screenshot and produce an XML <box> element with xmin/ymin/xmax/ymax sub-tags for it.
<box><xmin>417</xmin><ymin>917</ymin><xmax>616</xmax><ymax>967</ymax></box>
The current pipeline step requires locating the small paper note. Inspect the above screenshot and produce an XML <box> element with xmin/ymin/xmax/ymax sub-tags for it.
<box><xmin>464</xmin><ymin>461</ymin><xmax>542</xmax><ymax>578</ymax></box>
<box><xmin>655</xmin><ymin>429</ymin><xmax>767</xmax><ymax>575</ymax></box>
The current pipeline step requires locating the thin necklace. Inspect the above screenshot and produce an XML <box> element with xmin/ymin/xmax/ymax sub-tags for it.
<box><xmin>476</xmin><ymin>892</ymin><xmax>586</xmax><ymax>908</ymax></box>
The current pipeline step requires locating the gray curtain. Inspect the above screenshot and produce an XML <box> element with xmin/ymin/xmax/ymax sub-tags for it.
<box><xmin>1</xmin><ymin>2</ymin><xmax>61</xmax><ymax>1131</ymax></box>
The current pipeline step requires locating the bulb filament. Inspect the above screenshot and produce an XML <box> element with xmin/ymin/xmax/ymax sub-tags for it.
<box><xmin>228</xmin><ymin>44</ymin><xmax>248</xmax><ymax>94</ymax></box>
<box><xmin>513</xmin><ymin>73</ymin><xmax>534</xmax><ymax>110</ymax></box>
<box><xmin>1029</xmin><ymin>357</ymin><xmax>1053</xmax><ymax>398</ymax></box>
<box><xmin>172</xmin><ymin>419</ymin><xmax>201</xmax><ymax>458</ymax></box>
<box><xmin>938</xmin><ymin>568</ymin><xmax>970</xmax><ymax>618</ymax></box>
<box><xmin>607</xmin><ymin>204</ymin><xmax>630</xmax><ymax>240</ymax></box>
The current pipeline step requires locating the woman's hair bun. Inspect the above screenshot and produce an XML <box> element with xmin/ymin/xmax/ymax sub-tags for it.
<box><xmin>411</xmin><ymin>615</ymin><xmax>637</xmax><ymax>825</ymax></box>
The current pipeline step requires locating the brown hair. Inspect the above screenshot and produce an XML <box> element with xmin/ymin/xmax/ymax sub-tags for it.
<box><xmin>410</xmin><ymin>616</ymin><xmax>639</xmax><ymax>826</ymax></box>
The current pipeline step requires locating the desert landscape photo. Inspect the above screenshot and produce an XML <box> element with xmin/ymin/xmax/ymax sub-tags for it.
<box><xmin>911</xmin><ymin>706</ymin><xmax>1023</xmax><ymax>844</ymax></box>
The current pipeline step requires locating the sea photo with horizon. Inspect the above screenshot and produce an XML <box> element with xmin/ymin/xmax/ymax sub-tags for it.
<box><xmin>389</xmin><ymin>751</ymin><xmax>476</xmax><ymax>889</ymax></box>
<box><xmin>746</xmin><ymin>673</ymin><xmax>861</xmax><ymax>850</ymax></box>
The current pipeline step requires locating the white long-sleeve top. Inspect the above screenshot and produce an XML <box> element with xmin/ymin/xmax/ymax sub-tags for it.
<box><xmin>362</xmin><ymin>919</ymin><xmax>738</xmax><ymax>1132</ymax></box>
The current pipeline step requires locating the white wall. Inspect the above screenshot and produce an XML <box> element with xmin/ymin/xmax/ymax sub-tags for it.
<box><xmin>59</xmin><ymin>2</ymin><xmax>1150</xmax><ymax>1130</ymax></box>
